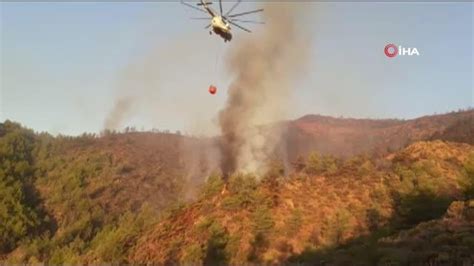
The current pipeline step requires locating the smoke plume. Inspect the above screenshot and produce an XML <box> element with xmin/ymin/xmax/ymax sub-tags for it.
<box><xmin>219</xmin><ymin>3</ymin><xmax>311</xmax><ymax>176</ymax></box>
<box><xmin>103</xmin><ymin>51</ymin><xmax>163</xmax><ymax>130</ymax></box>
<box><xmin>103</xmin><ymin>34</ymin><xmax>223</xmax><ymax>132</ymax></box>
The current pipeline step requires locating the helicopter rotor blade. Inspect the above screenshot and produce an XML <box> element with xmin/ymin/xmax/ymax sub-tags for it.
<box><xmin>228</xmin><ymin>8</ymin><xmax>264</xmax><ymax>18</ymax></box>
<box><xmin>219</xmin><ymin>0</ymin><xmax>223</xmax><ymax>15</ymax></box>
<box><xmin>205</xmin><ymin>24</ymin><xmax>212</xmax><ymax>29</ymax></box>
<box><xmin>229</xmin><ymin>18</ymin><xmax>265</xmax><ymax>24</ymax></box>
<box><xmin>224</xmin><ymin>0</ymin><xmax>241</xmax><ymax>17</ymax></box>
<box><xmin>228</xmin><ymin>20</ymin><xmax>251</xmax><ymax>33</ymax></box>
<box><xmin>197</xmin><ymin>1</ymin><xmax>212</xmax><ymax>5</ymax></box>
<box><xmin>181</xmin><ymin>0</ymin><xmax>208</xmax><ymax>15</ymax></box>
<box><xmin>191</xmin><ymin>17</ymin><xmax>211</xmax><ymax>20</ymax></box>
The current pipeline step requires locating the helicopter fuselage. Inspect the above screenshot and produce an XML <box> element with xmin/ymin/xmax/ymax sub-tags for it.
<box><xmin>186</xmin><ymin>0</ymin><xmax>261</xmax><ymax>42</ymax></box>
<box><xmin>210</xmin><ymin>16</ymin><xmax>232</xmax><ymax>42</ymax></box>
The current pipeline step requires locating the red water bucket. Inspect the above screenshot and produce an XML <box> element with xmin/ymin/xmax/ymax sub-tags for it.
<box><xmin>208</xmin><ymin>85</ymin><xmax>217</xmax><ymax>95</ymax></box>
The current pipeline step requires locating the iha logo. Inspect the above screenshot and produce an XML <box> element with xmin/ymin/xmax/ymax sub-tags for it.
<box><xmin>384</xmin><ymin>43</ymin><xmax>420</xmax><ymax>58</ymax></box>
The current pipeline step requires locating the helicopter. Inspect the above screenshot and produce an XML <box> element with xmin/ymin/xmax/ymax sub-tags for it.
<box><xmin>181</xmin><ymin>0</ymin><xmax>264</xmax><ymax>42</ymax></box>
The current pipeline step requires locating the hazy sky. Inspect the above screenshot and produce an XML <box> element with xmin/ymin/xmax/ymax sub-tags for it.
<box><xmin>1</xmin><ymin>2</ymin><xmax>472</xmax><ymax>135</ymax></box>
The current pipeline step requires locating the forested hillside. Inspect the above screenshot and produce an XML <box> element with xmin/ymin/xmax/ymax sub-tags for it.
<box><xmin>1</xmin><ymin>110</ymin><xmax>473</xmax><ymax>264</ymax></box>
<box><xmin>129</xmin><ymin>141</ymin><xmax>474</xmax><ymax>265</ymax></box>
<box><xmin>285</xmin><ymin>109</ymin><xmax>473</xmax><ymax>159</ymax></box>
<box><xmin>0</xmin><ymin>121</ymin><xmax>195</xmax><ymax>263</ymax></box>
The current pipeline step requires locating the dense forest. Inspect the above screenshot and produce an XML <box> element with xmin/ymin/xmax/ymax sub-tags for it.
<box><xmin>130</xmin><ymin>141</ymin><xmax>474</xmax><ymax>265</ymax></box>
<box><xmin>0</xmin><ymin>121</ymin><xmax>187</xmax><ymax>263</ymax></box>
<box><xmin>1</xmin><ymin>110</ymin><xmax>473</xmax><ymax>264</ymax></box>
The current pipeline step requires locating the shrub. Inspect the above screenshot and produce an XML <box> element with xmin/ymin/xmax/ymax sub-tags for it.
<box><xmin>89</xmin><ymin>206</ymin><xmax>157</xmax><ymax>263</ymax></box>
<box><xmin>322</xmin><ymin>155</ymin><xmax>339</xmax><ymax>175</ymax></box>
<box><xmin>201</xmin><ymin>174</ymin><xmax>224</xmax><ymax>198</ymax></box>
<box><xmin>181</xmin><ymin>243</ymin><xmax>204</xmax><ymax>265</ymax></box>
<box><xmin>203</xmin><ymin>221</ymin><xmax>229</xmax><ymax>265</ymax></box>
<box><xmin>222</xmin><ymin>174</ymin><xmax>258</xmax><ymax>210</ymax></box>
<box><xmin>366</xmin><ymin>208</ymin><xmax>382</xmax><ymax>231</ymax></box>
<box><xmin>396</xmin><ymin>190</ymin><xmax>451</xmax><ymax>228</ymax></box>
<box><xmin>0</xmin><ymin>123</ymin><xmax>43</xmax><ymax>253</ymax></box>
<box><xmin>462</xmin><ymin>152</ymin><xmax>474</xmax><ymax>197</ymax></box>
<box><xmin>330</xmin><ymin>209</ymin><xmax>351</xmax><ymax>245</ymax></box>
<box><xmin>304</xmin><ymin>152</ymin><xmax>323</xmax><ymax>175</ymax></box>
<box><xmin>305</xmin><ymin>153</ymin><xmax>340</xmax><ymax>176</ymax></box>
<box><xmin>48</xmin><ymin>246</ymin><xmax>81</xmax><ymax>265</ymax></box>
<box><xmin>285</xmin><ymin>208</ymin><xmax>303</xmax><ymax>236</ymax></box>
<box><xmin>358</xmin><ymin>160</ymin><xmax>375</xmax><ymax>176</ymax></box>
<box><xmin>252</xmin><ymin>206</ymin><xmax>274</xmax><ymax>235</ymax></box>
